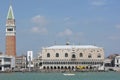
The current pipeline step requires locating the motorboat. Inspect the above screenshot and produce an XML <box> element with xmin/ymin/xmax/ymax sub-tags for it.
<box><xmin>63</xmin><ymin>73</ymin><xmax>75</xmax><ymax>76</ymax></box>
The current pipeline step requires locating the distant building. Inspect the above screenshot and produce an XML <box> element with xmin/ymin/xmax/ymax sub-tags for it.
<box><xmin>27</xmin><ymin>51</ymin><xmax>34</xmax><ymax>68</ymax></box>
<box><xmin>0</xmin><ymin>55</ymin><xmax>15</xmax><ymax>71</ymax></box>
<box><xmin>27</xmin><ymin>51</ymin><xmax>33</xmax><ymax>62</ymax></box>
<box><xmin>41</xmin><ymin>44</ymin><xmax>104</xmax><ymax>70</ymax></box>
<box><xmin>6</xmin><ymin>5</ymin><xmax>16</xmax><ymax>57</ymax></box>
<box><xmin>107</xmin><ymin>54</ymin><xmax>119</xmax><ymax>59</ymax></box>
<box><xmin>33</xmin><ymin>52</ymin><xmax>42</xmax><ymax>69</ymax></box>
<box><xmin>15</xmin><ymin>55</ymin><xmax>26</xmax><ymax>69</ymax></box>
<box><xmin>33</xmin><ymin>56</ymin><xmax>42</xmax><ymax>69</ymax></box>
<box><xmin>115</xmin><ymin>56</ymin><xmax>120</xmax><ymax>68</ymax></box>
<box><xmin>104</xmin><ymin>58</ymin><xmax>112</xmax><ymax>67</ymax></box>
<box><xmin>107</xmin><ymin>54</ymin><xmax>119</xmax><ymax>67</ymax></box>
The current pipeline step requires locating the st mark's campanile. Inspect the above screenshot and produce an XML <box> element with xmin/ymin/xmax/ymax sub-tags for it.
<box><xmin>6</xmin><ymin>5</ymin><xmax>16</xmax><ymax>57</ymax></box>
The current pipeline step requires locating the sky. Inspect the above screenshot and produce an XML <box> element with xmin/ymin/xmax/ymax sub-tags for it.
<box><xmin>0</xmin><ymin>0</ymin><xmax>120</xmax><ymax>57</ymax></box>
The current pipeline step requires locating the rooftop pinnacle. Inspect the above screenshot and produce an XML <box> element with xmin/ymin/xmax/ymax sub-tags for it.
<box><xmin>7</xmin><ymin>5</ymin><xmax>14</xmax><ymax>19</ymax></box>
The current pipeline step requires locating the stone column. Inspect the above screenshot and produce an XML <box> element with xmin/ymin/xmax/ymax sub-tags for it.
<box><xmin>1</xmin><ymin>58</ymin><xmax>5</xmax><ymax>71</ymax></box>
<box><xmin>2</xmin><ymin>66</ymin><xmax>4</xmax><ymax>71</ymax></box>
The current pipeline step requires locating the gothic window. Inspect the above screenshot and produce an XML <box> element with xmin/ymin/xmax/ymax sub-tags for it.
<box><xmin>47</xmin><ymin>53</ymin><xmax>50</xmax><ymax>57</ymax></box>
<box><xmin>97</xmin><ymin>50</ymin><xmax>99</xmax><ymax>52</ymax></box>
<box><xmin>88</xmin><ymin>53</ymin><xmax>92</xmax><ymax>58</ymax></box>
<box><xmin>56</xmin><ymin>53</ymin><xmax>59</xmax><ymax>57</ymax></box>
<box><xmin>72</xmin><ymin>54</ymin><xmax>76</xmax><ymax>58</ymax></box>
<box><xmin>80</xmin><ymin>53</ymin><xmax>83</xmax><ymax>57</ymax></box>
<box><xmin>65</xmin><ymin>53</ymin><xmax>68</xmax><ymax>57</ymax></box>
<box><xmin>97</xmin><ymin>53</ymin><xmax>101</xmax><ymax>58</ymax></box>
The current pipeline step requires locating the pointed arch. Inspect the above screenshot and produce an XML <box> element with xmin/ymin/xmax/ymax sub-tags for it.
<box><xmin>56</xmin><ymin>53</ymin><xmax>59</xmax><ymax>57</ymax></box>
<box><xmin>80</xmin><ymin>53</ymin><xmax>83</xmax><ymax>57</ymax></box>
<box><xmin>65</xmin><ymin>53</ymin><xmax>68</xmax><ymax>57</ymax></box>
<box><xmin>97</xmin><ymin>53</ymin><xmax>101</xmax><ymax>58</ymax></box>
<box><xmin>47</xmin><ymin>53</ymin><xmax>50</xmax><ymax>57</ymax></box>
<box><xmin>88</xmin><ymin>53</ymin><xmax>92</xmax><ymax>58</ymax></box>
<box><xmin>72</xmin><ymin>54</ymin><xmax>76</xmax><ymax>58</ymax></box>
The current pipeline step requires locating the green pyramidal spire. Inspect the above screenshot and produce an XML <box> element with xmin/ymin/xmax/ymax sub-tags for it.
<box><xmin>7</xmin><ymin>5</ymin><xmax>14</xmax><ymax>19</ymax></box>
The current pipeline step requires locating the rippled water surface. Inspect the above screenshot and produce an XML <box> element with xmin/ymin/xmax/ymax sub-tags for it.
<box><xmin>0</xmin><ymin>72</ymin><xmax>120</xmax><ymax>80</ymax></box>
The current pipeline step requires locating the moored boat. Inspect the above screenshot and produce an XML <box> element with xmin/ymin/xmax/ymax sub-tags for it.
<box><xmin>63</xmin><ymin>73</ymin><xmax>75</xmax><ymax>76</ymax></box>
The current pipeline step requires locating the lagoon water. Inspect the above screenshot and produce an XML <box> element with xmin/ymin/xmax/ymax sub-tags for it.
<box><xmin>0</xmin><ymin>72</ymin><xmax>120</xmax><ymax>80</ymax></box>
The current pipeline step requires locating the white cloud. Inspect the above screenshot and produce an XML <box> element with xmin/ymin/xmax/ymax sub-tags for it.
<box><xmin>30</xmin><ymin>15</ymin><xmax>48</xmax><ymax>35</ymax></box>
<box><xmin>91</xmin><ymin>0</ymin><xmax>107</xmax><ymax>6</ymax></box>
<box><xmin>31</xmin><ymin>15</ymin><xmax>47</xmax><ymax>26</ymax></box>
<box><xmin>58</xmin><ymin>29</ymin><xmax>73</xmax><ymax>36</ymax></box>
<box><xmin>58</xmin><ymin>29</ymin><xmax>84</xmax><ymax>38</ymax></box>
<box><xmin>31</xmin><ymin>27</ymin><xmax>48</xmax><ymax>34</ymax></box>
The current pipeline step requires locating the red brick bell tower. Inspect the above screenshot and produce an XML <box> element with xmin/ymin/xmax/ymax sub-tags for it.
<box><xmin>6</xmin><ymin>5</ymin><xmax>16</xmax><ymax>57</ymax></box>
